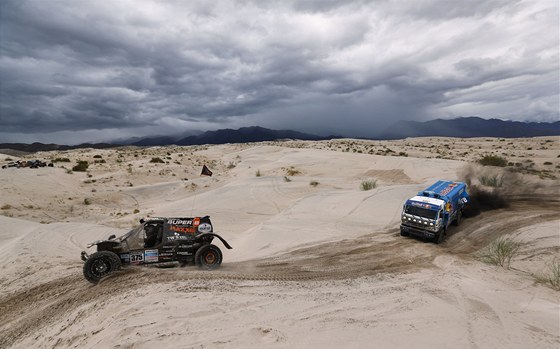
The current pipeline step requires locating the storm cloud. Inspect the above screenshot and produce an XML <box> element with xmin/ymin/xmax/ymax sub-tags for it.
<box><xmin>0</xmin><ymin>0</ymin><xmax>558</xmax><ymax>143</ymax></box>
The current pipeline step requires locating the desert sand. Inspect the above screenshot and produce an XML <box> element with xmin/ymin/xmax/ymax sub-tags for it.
<box><xmin>0</xmin><ymin>137</ymin><xmax>559</xmax><ymax>348</ymax></box>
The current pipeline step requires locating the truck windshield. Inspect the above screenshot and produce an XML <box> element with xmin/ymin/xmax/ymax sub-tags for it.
<box><xmin>405</xmin><ymin>205</ymin><xmax>438</xmax><ymax>220</ymax></box>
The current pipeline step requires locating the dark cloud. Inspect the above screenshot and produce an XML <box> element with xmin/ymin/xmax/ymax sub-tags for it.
<box><xmin>0</xmin><ymin>0</ymin><xmax>557</xmax><ymax>144</ymax></box>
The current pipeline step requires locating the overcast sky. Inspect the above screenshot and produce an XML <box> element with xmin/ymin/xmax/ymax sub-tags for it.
<box><xmin>0</xmin><ymin>0</ymin><xmax>558</xmax><ymax>144</ymax></box>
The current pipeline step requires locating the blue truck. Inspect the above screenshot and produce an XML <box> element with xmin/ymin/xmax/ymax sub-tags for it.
<box><xmin>400</xmin><ymin>180</ymin><xmax>469</xmax><ymax>243</ymax></box>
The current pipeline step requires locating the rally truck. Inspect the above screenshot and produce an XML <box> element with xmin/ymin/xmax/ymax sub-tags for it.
<box><xmin>400</xmin><ymin>181</ymin><xmax>469</xmax><ymax>243</ymax></box>
<box><xmin>81</xmin><ymin>216</ymin><xmax>232</xmax><ymax>284</ymax></box>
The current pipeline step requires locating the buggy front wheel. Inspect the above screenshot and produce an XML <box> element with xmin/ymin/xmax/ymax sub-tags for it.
<box><xmin>195</xmin><ymin>244</ymin><xmax>223</xmax><ymax>269</ymax></box>
<box><xmin>83</xmin><ymin>251</ymin><xmax>122</xmax><ymax>284</ymax></box>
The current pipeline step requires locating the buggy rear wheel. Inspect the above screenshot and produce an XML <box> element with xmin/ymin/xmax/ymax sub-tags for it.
<box><xmin>83</xmin><ymin>251</ymin><xmax>122</xmax><ymax>284</ymax></box>
<box><xmin>195</xmin><ymin>244</ymin><xmax>222</xmax><ymax>269</ymax></box>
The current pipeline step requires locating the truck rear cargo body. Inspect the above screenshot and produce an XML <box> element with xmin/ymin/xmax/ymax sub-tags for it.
<box><xmin>400</xmin><ymin>180</ymin><xmax>469</xmax><ymax>243</ymax></box>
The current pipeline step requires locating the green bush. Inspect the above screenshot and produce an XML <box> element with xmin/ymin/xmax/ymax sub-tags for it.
<box><xmin>361</xmin><ymin>179</ymin><xmax>377</xmax><ymax>191</ymax></box>
<box><xmin>535</xmin><ymin>259</ymin><xmax>560</xmax><ymax>290</ymax></box>
<box><xmin>476</xmin><ymin>237</ymin><xmax>521</xmax><ymax>268</ymax></box>
<box><xmin>478</xmin><ymin>174</ymin><xmax>503</xmax><ymax>187</ymax></box>
<box><xmin>479</xmin><ymin>155</ymin><xmax>508</xmax><ymax>167</ymax></box>
<box><xmin>72</xmin><ymin>161</ymin><xmax>89</xmax><ymax>172</ymax></box>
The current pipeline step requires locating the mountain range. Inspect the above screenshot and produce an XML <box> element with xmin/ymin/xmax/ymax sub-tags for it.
<box><xmin>1</xmin><ymin>117</ymin><xmax>558</xmax><ymax>152</ymax></box>
<box><xmin>380</xmin><ymin>117</ymin><xmax>560</xmax><ymax>139</ymax></box>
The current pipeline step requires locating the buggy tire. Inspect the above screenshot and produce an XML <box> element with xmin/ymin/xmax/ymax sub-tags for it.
<box><xmin>195</xmin><ymin>244</ymin><xmax>222</xmax><ymax>269</ymax></box>
<box><xmin>83</xmin><ymin>251</ymin><xmax>122</xmax><ymax>284</ymax></box>
<box><xmin>400</xmin><ymin>228</ymin><xmax>409</xmax><ymax>236</ymax></box>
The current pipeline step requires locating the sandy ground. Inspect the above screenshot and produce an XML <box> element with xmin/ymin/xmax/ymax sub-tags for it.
<box><xmin>0</xmin><ymin>137</ymin><xmax>559</xmax><ymax>348</ymax></box>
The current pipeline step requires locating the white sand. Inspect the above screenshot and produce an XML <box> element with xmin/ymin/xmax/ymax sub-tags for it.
<box><xmin>0</xmin><ymin>137</ymin><xmax>559</xmax><ymax>348</ymax></box>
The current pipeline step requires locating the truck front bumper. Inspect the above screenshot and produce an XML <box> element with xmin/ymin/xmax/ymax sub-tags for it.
<box><xmin>401</xmin><ymin>224</ymin><xmax>436</xmax><ymax>239</ymax></box>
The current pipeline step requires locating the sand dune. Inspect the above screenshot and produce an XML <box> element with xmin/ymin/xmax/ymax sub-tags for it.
<box><xmin>0</xmin><ymin>137</ymin><xmax>559</xmax><ymax>348</ymax></box>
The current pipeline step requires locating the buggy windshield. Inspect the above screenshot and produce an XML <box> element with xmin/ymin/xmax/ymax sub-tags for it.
<box><xmin>404</xmin><ymin>205</ymin><xmax>439</xmax><ymax>220</ymax></box>
<box><xmin>119</xmin><ymin>224</ymin><xmax>146</xmax><ymax>250</ymax></box>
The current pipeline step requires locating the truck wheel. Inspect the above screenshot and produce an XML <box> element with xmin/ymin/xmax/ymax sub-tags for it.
<box><xmin>400</xmin><ymin>228</ymin><xmax>409</xmax><ymax>236</ymax></box>
<box><xmin>434</xmin><ymin>230</ymin><xmax>445</xmax><ymax>244</ymax></box>
<box><xmin>452</xmin><ymin>211</ymin><xmax>463</xmax><ymax>226</ymax></box>
<box><xmin>195</xmin><ymin>244</ymin><xmax>222</xmax><ymax>269</ymax></box>
<box><xmin>83</xmin><ymin>251</ymin><xmax>122</xmax><ymax>284</ymax></box>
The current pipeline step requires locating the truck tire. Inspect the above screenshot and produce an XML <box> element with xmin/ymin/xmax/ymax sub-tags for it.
<box><xmin>195</xmin><ymin>244</ymin><xmax>222</xmax><ymax>269</ymax></box>
<box><xmin>434</xmin><ymin>230</ymin><xmax>445</xmax><ymax>244</ymax></box>
<box><xmin>400</xmin><ymin>228</ymin><xmax>409</xmax><ymax>236</ymax></box>
<box><xmin>452</xmin><ymin>210</ymin><xmax>463</xmax><ymax>226</ymax></box>
<box><xmin>83</xmin><ymin>251</ymin><xmax>122</xmax><ymax>284</ymax></box>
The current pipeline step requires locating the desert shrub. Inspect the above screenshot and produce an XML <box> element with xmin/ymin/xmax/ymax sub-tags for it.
<box><xmin>72</xmin><ymin>161</ymin><xmax>89</xmax><ymax>172</ymax></box>
<box><xmin>1</xmin><ymin>204</ymin><xmax>12</xmax><ymax>210</ymax></box>
<box><xmin>227</xmin><ymin>162</ymin><xmax>236</xmax><ymax>169</ymax></box>
<box><xmin>94</xmin><ymin>159</ymin><xmax>106</xmax><ymax>164</ymax></box>
<box><xmin>283</xmin><ymin>176</ymin><xmax>291</xmax><ymax>182</ymax></box>
<box><xmin>309</xmin><ymin>180</ymin><xmax>319</xmax><ymax>187</ymax></box>
<box><xmin>361</xmin><ymin>179</ymin><xmax>377</xmax><ymax>191</ymax></box>
<box><xmin>133</xmin><ymin>209</ymin><xmax>140</xmax><ymax>214</ymax></box>
<box><xmin>476</xmin><ymin>237</ymin><xmax>521</xmax><ymax>268</ymax></box>
<box><xmin>285</xmin><ymin>166</ymin><xmax>301</xmax><ymax>176</ymax></box>
<box><xmin>83</xmin><ymin>198</ymin><xmax>91</xmax><ymax>205</ymax></box>
<box><xmin>478</xmin><ymin>174</ymin><xmax>503</xmax><ymax>187</ymax></box>
<box><xmin>256</xmin><ymin>170</ymin><xmax>261</xmax><ymax>177</ymax></box>
<box><xmin>5</xmin><ymin>157</ymin><xmax>12</xmax><ymax>161</ymax></box>
<box><xmin>543</xmin><ymin>161</ymin><xmax>552</xmax><ymax>165</ymax></box>
<box><xmin>398</xmin><ymin>152</ymin><xmax>408</xmax><ymax>157</ymax></box>
<box><xmin>93</xmin><ymin>155</ymin><xmax>102</xmax><ymax>158</ymax></box>
<box><xmin>479</xmin><ymin>155</ymin><xmax>508</xmax><ymax>167</ymax></box>
<box><xmin>150</xmin><ymin>157</ymin><xmax>164</xmax><ymax>163</ymax></box>
<box><xmin>535</xmin><ymin>259</ymin><xmax>560</xmax><ymax>290</ymax></box>
<box><xmin>53</xmin><ymin>157</ymin><xmax>71</xmax><ymax>163</ymax></box>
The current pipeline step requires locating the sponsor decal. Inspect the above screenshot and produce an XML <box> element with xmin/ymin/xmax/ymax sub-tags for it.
<box><xmin>439</xmin><ymin>183</ymin><xmax>458</xmax><ymax>196</ymax></box>
<box><xmin>169</xmin><ymin>225</ymin><xmax>196</xmax><ymax>234</ymax></box>
<box><xmin>193</xmin><ymin>217</ymin><xmax>200</xmax><ymax>226</ymax></box>
<box><xmin>145</xmin><ymin>249</ymin><xmax>159</xmax><ymax>262</ymax></box>
<box><xmin>167</xmin><ymin>235</ymin><xmax>189</xmax><ymax>241</ymax></box>
<box><xmin>410</xmin><ymin>202</ymin><xmax>434</xmax><ymax>209</ymax></box>
<box><xmin>130</xmin><ymin>251</ymin><xmax>144</xmax><ymax>263</ymax></box>
<box><xmin>159</xmin><ymin>252</ymin><xmax>174</xmax><ymax>257</ymax></box>
<box><xmin>177</xmin><ymin>251</ymin><xmax>193</xmax><ymax>256</ymax></box>
<box><xmin>198</xmin><ymin>223</ymin><xmax>212</xmax><ymax>233</ymax></box>
<box><xmin>120</xmin><ymin>253</ymin><xmax>130</xmax><ymax>263</ymax></box>
<box><xmin>167</xmin><ymin>219</ymin><xmax>194</xmax><ymax>226</ymax></box>
<box><xmin>178</xmin><ymin>244</ymin><xmax>193</xmax><ymax>249</ymax></box>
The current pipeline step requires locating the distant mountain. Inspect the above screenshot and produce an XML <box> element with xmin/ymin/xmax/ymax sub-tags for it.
<box><xmin>380</xmin><ymin>117</ymin><xmax>560</xmax><ymax>139</ymax></box>
<box><xmin>174</xmin><ymin>126</ymin><xmax>337</xmax><ymax>146</ymax></box>
<box><xmin>0</xmin><ymin>142</ymin><xmax>116</xmax><ymax>153</ymax></box>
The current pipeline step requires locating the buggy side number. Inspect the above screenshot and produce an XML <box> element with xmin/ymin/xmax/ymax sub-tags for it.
<box><xmin>130</xmin><ymin>251</ymin><xmax>144</xmax><ymax>262</ymax></box>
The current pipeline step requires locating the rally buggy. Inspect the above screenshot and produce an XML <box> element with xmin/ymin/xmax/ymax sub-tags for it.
<box><xmin>81</xmin><ymin>216</ymin><xmax>232</xmax><ymax>284</ymax></box>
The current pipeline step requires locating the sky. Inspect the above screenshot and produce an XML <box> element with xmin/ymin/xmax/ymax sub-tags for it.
<box><xmin>0</xmin><ymin>0</ymin><xmax>558</xmax><ymax>144</ymax></box>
